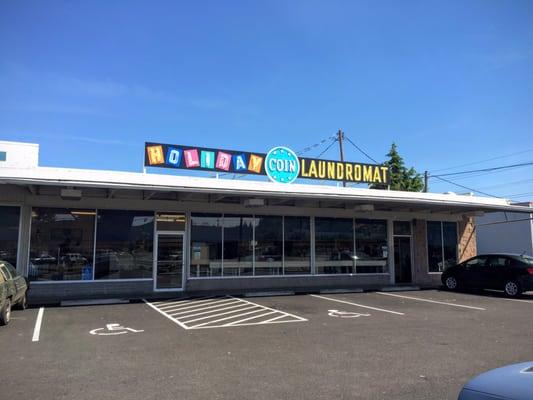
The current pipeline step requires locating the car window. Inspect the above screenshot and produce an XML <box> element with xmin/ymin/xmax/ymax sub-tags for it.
<box><xmin>4</xmin><ymin>262</ymin><xmax>18</xmax><ymax>277</ymax></box>
<box><xmin>465</xmin><ymin>257</ymin><xmax>488</xmax><ymax>268</ymax></box>
<box><xmin>0</xmin><ymin>265</ymin><xmax>11</xmax><ymax>280</ymax></box>
<box><xmin>519</xmin><ymin>255</ymin><xmax>533</xmax><ymax>266</ymax></box>
<box><xmin>488</xmin><ymin>257</ymin><xmax>510</xmax><ymax>268</ymax></box>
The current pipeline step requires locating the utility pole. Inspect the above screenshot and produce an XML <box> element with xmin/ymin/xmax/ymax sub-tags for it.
<box><xmin>337</xmin><ymin>129</ymin><xmax>346</xmax><ymax>187</ymax></box>
<box><xmin>424</xmin><ymin>171</ymin><xmax>428</xmax><ymax>193</ymax></box>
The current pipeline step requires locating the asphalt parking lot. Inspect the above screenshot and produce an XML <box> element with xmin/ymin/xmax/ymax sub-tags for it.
<box><xmin>2</xmin><ymin>289</ymin><xmax>532</xmax><ymax>400</ymax></box>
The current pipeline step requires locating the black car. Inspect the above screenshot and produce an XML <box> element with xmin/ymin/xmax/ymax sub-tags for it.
<box><xmin>442</xmin><ymin>253</ymin><xmax>533</xmax><ymax>297</ymax></box>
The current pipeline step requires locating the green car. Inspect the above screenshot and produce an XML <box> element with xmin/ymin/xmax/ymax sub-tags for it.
<box><xmin>0</xmin><ymin>261</ymin><xmax>29</xmax><ymax>326</ymax></box>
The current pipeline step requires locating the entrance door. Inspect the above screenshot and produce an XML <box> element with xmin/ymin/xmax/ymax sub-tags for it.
<box><xmin>394</xmin><ymin>236</ymin><xmax>412</xmax><ymax>284</ymax></box>
<box><xmin>155</xmin><ymin>233</ymin><xmax>184</xmax><ymax>290</ymax></box>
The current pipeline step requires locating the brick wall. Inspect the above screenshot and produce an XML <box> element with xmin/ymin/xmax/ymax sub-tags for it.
<box><xmin>458</xmin><ymin>215</ymin><xmax>477</xmax><ymax>262</ymax></box>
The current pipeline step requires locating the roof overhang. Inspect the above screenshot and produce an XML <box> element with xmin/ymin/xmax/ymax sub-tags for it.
<box><xmin>1</xmin><ymin>166</ymin><xmax>531</xmax><ymax>214</ymax></box>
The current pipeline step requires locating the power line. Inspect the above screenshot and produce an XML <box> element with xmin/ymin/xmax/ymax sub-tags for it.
<box><xmin>296</xmin><ymin>135</ymin><xmax>337</xmax><ymax>156</ymax></box>
<box><xmin>431</xmin><ymin>148</ymin><xmax>533</xmax><ymax>173</ymax></box>
<box><xmin>430</xmin><ymin>161</ymin><xmax>533</xmax><ymax>178</ymax></box>
<box><xmin>343</xmin><ymin>136</ymin><xmax>379</xmax><ymax>164</ymax></box>
<box><xmin>316</xmin><ymin>137</ymin><xmax>338</xmax><ymax>159</ymax></box>
<box><xmin>432</xmin><ymin>176</ymin><xmax>501</xmax><ymax>198</ymax></box>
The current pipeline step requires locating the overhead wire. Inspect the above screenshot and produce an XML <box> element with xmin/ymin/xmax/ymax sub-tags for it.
<box><xmin>343</xmin><ymin>135</ymin><xmax>380</xmax><ymax>164</ymax></box>
<box><xmin>431</xmin><ymin>148</ymin><xmax>533</xmax><ymax>173</ymax></box>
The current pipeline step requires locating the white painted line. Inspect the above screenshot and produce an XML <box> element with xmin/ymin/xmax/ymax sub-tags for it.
<box><xmin>143</xmin><ymin>299</ymin><xmax>190</xmax><ymax>330</ymax></box>
<box><xmin>377</xmin><ymin>292</ymin><xmax>486</xmax><ymax>310</ymax></box>
<box><xmin>152</xmin><ymin>297</ymin><xmax>212</xmax><ymax>305</ymax></box>
<box><xmin>226</xmin><ymin>311</ymin><xmax>277</xmax><ymax>326</ymax></box>
<box><xmin>230</xmin><ymin>296</ymin><xmax>308</xmax><ymax>321</ymax></box>
<box><xmin>189</xmin><ymin>307</ymin><xmax>268</xmax><ymax>328</ymax></box>
<box><xmin>492</xmin><ymin>297</ymin><xmax>533</xmax><ymax>304</ymax></box>
<box><xmin>193</xmin><ymin>319</ymin><xmax>305</xmax><ymax>329</ymax></box>
<box><xmin>158</xmin><ymin>297</ymin><xmax>222</xmax><ymax>310</ymax></box>
<box><xmin>160</xmin><ymin>298</ymin><xmax>233</xmax><ymax>312</ymax></box>
<box><xmin>310</xmin><ymin>294</ymin><xmax>405</xmax><ymax>316</ymax></box>
<box><xmin>168</xmin><ymin>300</ymin><xmax>241</xmax><ymax>316</ymax></box>
<box><xmin>176</xmin><ymin>303</ymin><xmax>253</xmax><ymax>319</ymax></box>
<box><xmin>183</xmin><ymin>305</ymin><xmax>259</xmax><ymax>324</ymax></box>
<box><xmin>32</xmin><ymin>307</ymin><xmax>45</xmax><ymax>342</ymax></box>
<box><xmin>259</xmin><ymin>313</ymin><xmax>290</xmax><ymax>324</ymax></box>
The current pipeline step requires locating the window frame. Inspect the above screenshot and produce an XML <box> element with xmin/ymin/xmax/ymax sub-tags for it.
<box><xmin>427</xmin><ymin>220</ymin><xmax>459</xmax><ymax>274</ymax></box>
<box><xmin>0</xmin><ymin>204</ymin><xmax>22</xmax><ymax>271</ymax></box>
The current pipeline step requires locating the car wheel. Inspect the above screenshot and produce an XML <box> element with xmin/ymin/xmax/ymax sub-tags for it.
<box><xmin>504</xmin><ymin>280</ymin><xmax>522</xmax><ymax>297</ymax></box>
<box><xmin>0</xmin><ymin>299</ymin><xmax>11</xmax><ymax>326</ymax></box>
<box><xmin>16</xmin><ymin>294</ymin><xmax>27</xmax><ymax>310</ymax></box>
<box><xmin>444</xmin><ymin>276</ymin><xmax>458</xmax><ymax>291</ymax></box>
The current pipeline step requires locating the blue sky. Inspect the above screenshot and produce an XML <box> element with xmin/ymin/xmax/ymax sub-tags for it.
<box><xmin>1</xmin><ymin>1</ymin><xmax>532</xmax><ymax>200</ymax></box>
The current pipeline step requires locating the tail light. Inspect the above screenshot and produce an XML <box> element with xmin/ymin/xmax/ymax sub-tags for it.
<box><xmin>527</xmin><ymin>268</ymin><xmax>533</xmax><ymax>275</ymax></box>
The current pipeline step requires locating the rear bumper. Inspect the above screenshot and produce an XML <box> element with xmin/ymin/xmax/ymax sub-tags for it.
<box><xmin>519</xmin><ymin>275</ymin><xmax>533</xmax><ymax>291</ymax></box>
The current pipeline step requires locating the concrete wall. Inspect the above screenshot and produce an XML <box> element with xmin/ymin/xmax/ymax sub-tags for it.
<box><xmin>476</xmin><ymin>211</ymin><xmax>533</xmax><ymax>256</ymax></box>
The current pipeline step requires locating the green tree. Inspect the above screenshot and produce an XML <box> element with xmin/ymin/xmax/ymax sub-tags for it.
<box><xmin>370</xmin><ymin>143</ymin><xmax>424</xmax><ymax>191</ymax></box>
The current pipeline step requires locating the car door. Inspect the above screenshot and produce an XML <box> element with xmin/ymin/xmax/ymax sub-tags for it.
<box><xmin>0</xmin><ymin>264</ymin><xmax>15</xmax><ymax>300</ymax></box>
<box><xmin>3</xmin><ymin>262</ymin><xmax>26</xmax><ymax>302</ymax></box>
<box><xmin>485</xmin><ymin>256</ymin><xmax>511</xmax><ymax>290</ymax></box>
<box><xmin>461</xmin><ymin>256</ymin><xmax>489</xmax><ymax>287</ymax></box>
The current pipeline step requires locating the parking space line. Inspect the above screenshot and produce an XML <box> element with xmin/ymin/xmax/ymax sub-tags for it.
<box><xmin>168</xmin><ymin>299</ymin><xmax>241</xmax><ymax>315</ymax></box>
<box><xmin>31</xmin><ymin>307</ymin><xmax>45</xmax><ymax>342</ymax></box>
<box><xmin>377</xmin><ymin>292</ymin><xmax>486</xmax><ymax>310</ymax></box>
<box><xmin>143</xmin><ymin>299</ymin><xmax>191</xmax><ymax>330</ymax></box>
<box><xmin>158</xmin><ymin>298</ymin><xmax>224</xmax><ymax>311</ymax></box>
<box><xmin>151</xmin><ymin>297</ymin><xmax>212</xmax><ymax>306</ymax></box>
<box><xmin>173</xmin><ymin>302</ymin><xmax>252</xmax><ymax>319</ymax></box>
<box><xmin>184</xmin><ymin>305</ymin><xmax>259</xmax><ymax>324</ymax></box>
<box><xmin>310</xmin><ymin>294</ymin><xmax>405</xmax><ymax>315</ymax></box>
<box><xmin>189</xmin><ymin>308</ymin><xmax>269</xmax><ymax>328</ymax></box>
<box><xmin>230</xmin><ymin>296</ymin><xmax>308</xmax><ymax>321</ymax></box>
<box><xmin>144</xmin><ymin>296</ymin><xmax>307</xmax><ymax>330</ymax></box>
<box><xmin>227</xmin><ymin>311</ymin><xmax>277</xmax><ymax>326</ymax></box>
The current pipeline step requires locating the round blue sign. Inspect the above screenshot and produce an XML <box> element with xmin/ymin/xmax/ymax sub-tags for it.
<box><xmin>265</xmin><ymin>146</ymin><xmax>300</xmax><ymax>184</ymax></box>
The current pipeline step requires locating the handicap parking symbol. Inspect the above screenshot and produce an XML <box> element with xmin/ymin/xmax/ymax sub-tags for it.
<box><xmin>90</xmin><ymin>323</ymin><xmax>144</xmax><ymax>336</ymax></box>
<box><xmin>328</xmin><ymin>309</ymin><xmax>371</xmax><ymax>318</ymax></box>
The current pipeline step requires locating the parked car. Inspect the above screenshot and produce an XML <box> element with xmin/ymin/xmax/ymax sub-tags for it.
<box><xmin>0</xmin><ymin>260</ymin><xmax>29</xmax><ymax>325</ymax></box>
<box><xmin>458</xmin><ymin>362</ymin><xmax>533</xmax><ymax>400</ymax></box>
<box><xmin>442</xmin><ymin>253</ymin><xmax>533</xmax><ymax>297</ymax></box>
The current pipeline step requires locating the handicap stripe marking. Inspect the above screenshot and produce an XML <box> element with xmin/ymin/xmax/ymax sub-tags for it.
<box><xmin>143</xmin><ymin>296</ymin><xmax>307</xmax><ymax>330</ymax></box>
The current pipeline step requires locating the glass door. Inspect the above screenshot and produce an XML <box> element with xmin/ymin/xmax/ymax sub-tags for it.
<box><xmin>155</xmin><ymin>233</ymin><xmax>184</xmax><ymax>290</ymax></box>
<box><xmin>394</xmin><ymin>236</ymin><xmax>412</xmax><ymax>284</ymax></box>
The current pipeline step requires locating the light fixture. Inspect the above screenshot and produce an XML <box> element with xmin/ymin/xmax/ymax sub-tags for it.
<box><xmin>60</xmin><ymin>188</ymin><xmax>82</xmax><ymax>200</ymax></box>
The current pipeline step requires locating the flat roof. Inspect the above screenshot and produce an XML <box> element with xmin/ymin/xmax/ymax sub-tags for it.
<box><xmin>0</xmin><ymin>165</ymin><xmax>532</xmax><ymax>214</ymax></box>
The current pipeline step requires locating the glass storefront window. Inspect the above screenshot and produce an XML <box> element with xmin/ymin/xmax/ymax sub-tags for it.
<box><xmin>95</xmin><ymin>210</ymin><xmax>154</xmax><ymax>279</ymax></box>
<box><xmin>29</xmin><ymin>208</ymin><xmax>95</xmax><ymax>281</ymax></box>
<box><xmin>254</xmin><ymin>216</ymin><xmax>283</xmax><ymax>276</ymax></box>
<box><xmin>354</xmin><ymin>219</ymin><xmax>388</xmax><ymax>273</ymax></box>
<box><xmin>315</xmin><ymin>217</ymin><xmax>354</xmax><ymax>274</ymax></box>
<box><xmin>0</xmin><ymin>206</ymin><xmax>20</xmax><ymax>268</ymax></box>
<box><xmin>190</xmin><ymin>213</ymin><xmax>223</xmax><ymax>277</ymax></box>
<box><xmin>222</xmin><ymin>215</ymin><xmax>253</xmax><ymax>276</ymax></box>
<box><xmin>284</xmin><ymin>216</ymin><xmax>311</xmax><ymax>275</ymax></box>
<box><xmin>393</xmin><ymin>221</ymin><xmax>411</xmax><ymax>236</ymax></box>
<box><xmin>427</xmin><ymin>221</ymin><xmax>458</xmax><ymax>272</ymax></box>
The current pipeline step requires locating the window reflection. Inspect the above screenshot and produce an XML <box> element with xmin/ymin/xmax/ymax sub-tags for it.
<box><xmin>0</xmin><ymin>206</ymin><xmax>20</xmax><ymax>268</ymax></box>
<box><xmin>427</xmin><ymin>221</ymin><xmax>458</xmax><ymax>272</ymax></box>
<box><xmin>284</xmin><ymin>217</ymin><xmax>311</xmax><ymax>275</ymax></box>
<box><xmin>254</xmin><ymin>216</ymin><xmax>283</xmax><ymax>275</ymax></box>
<box><xmin>190</xmin><ymin>214</ymin><xmax>223</xmax><ymax>277</ymax></box>
<box><xmin>29</xmin><ymin>208</ymin><xmax>95</xmax><ymax>281</ymax></box>
<box><xmin>94</xmin><ymin>210</ymin><xmax>154</xmax><ymax>279</ymax></box>
<box><xmin>355</xmin><ymin>219</ymin><xmax>388</xmax><ymax>273</ymax></box>
<box><xmin>315</xmin><ymin>217</ymin><xmax>354</xmax><ymax>274</ymax></box>
<box><xmin>223</xmin><ymin>215</ymin><xmax>253</xmax><ymax>276</ymax></box>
